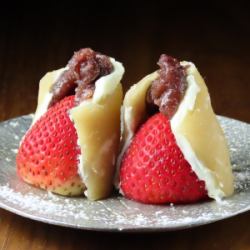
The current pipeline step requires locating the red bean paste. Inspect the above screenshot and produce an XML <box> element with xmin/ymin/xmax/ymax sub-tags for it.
<box><xmin>146</xmin><ymin>54</ymin><xmax>187</xmax><ymax>119</ymax></box>
<box><xmin>49</xmin><ymin>48</ymin><xmax>113</xmax><ymax>107</ymax></box>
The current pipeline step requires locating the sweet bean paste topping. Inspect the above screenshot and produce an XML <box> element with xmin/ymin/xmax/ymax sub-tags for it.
<box><xmin>146</xmin><ymin>54</ymin><xmax>187</xmax><ymax>119</ymax></box>
<box><xmin>49</xmin><ymin>48</ymin><xmax>113</xmax><ymax>107</ymax></box>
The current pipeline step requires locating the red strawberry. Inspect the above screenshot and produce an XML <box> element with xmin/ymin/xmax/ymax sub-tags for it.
<box><xmin>120</xmin><ymin>113</ymin><xmax>207</xmax><ymax>204</ymax></box>
<box><xmin>16</xmin><ymin>96</ymin><xmax>84</xmax><ymax>196</ymax></box>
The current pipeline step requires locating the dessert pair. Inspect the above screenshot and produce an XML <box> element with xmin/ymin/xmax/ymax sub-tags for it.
<box><xmin>16</xmin><ymin>48</ymin><xmax>234</xmax><ymax>204</ymax></box>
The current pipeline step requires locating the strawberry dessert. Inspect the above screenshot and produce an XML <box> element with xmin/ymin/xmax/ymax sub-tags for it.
<box><xmin>17</xmin><ymin>48</ymin><xmax>125</xmax><ymax>200</ymax></box>
<box><xmin>117</xmin><ymin>55</ymin><xmax>234</xmax><ymax>204</ymax></box>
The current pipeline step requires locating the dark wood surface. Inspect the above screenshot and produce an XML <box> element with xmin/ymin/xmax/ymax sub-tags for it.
<box><xmin>0</xmin><ymin>3</ymin><xmax>250</xmax><ymax>250</ymax></box>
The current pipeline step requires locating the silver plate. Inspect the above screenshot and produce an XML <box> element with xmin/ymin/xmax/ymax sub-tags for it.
<box><xmin>0</xmin><ymin>115</ymin><xmax>249</xmax><ymax>232</ymax></box>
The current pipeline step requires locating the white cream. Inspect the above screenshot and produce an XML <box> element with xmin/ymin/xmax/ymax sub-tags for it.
<box><xmin>93</xmin><ymin>58</ymin><xmax>124</xmax><ymax>103</ymax></box>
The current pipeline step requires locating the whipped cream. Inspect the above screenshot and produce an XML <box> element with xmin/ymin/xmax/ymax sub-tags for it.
<box><xmin>93</xmin><ymin>58</ymin><xmax>124</xmax><ymax>103</ymax></box>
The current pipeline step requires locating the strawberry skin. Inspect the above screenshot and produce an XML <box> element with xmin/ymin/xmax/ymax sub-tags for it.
<box><xmin>16</xmin><ymin>96</ymin><xmax>85</xmax><ymax>196</ymax></box>
<box><xmin>120</xmin><ymin>113</ymin><xmax>207</xmax><ymax>204</ymax></box>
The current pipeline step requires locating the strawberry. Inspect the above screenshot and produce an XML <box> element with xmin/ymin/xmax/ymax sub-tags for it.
<box><xmin>120</xmin><ymin>113</ymin><xmax>207</xmax><ymax>204</ymax></box>
<box><xmin>16</xmin><ymin>96</ymin><xmax>84</xmax><ymax>196</ymax></box>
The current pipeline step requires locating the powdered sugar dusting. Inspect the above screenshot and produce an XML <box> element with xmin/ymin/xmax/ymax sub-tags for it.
<box><xmin>11</xmin><ymin>149</ymin><xmax>18</xmax><ymax>154</ymax></box>
<box><xmin>0</xmin><ymin>182</ymin><xmax>249</xmax><ymax>231</ymax></box>
<box><xmin>9</xmin><ymin>121</ymin><xmax>19</xmax><ymax>128</ymax></box>
<box><xmin>0</xmin><ymin>184</ymin><xmax>89</xmax><ymax>219</ymax></box>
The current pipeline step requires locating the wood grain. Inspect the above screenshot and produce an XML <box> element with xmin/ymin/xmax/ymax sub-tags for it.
<box><xmin>0</xmin><ymin>3</ymin><xmax>249</xmax><ymax>250</ymax></box>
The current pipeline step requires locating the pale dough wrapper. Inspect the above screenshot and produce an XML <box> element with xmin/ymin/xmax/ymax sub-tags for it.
<box><xmin>70</xmin><ymin>84</ymin><xmax>122</xmax><ymax>200</ymax></box>
<box><xmin>33</xmin><ymin>67</ymin><xmax>67</xmax><ymax>123</ymax></box>
<box><xmin>32</xmin><ymin>59</ymin><xmax>124</xmax><ymax>200</ymax></box>
<box><xmin>117</xmin><ymin>62</ymin><xmax>234</xmax><ymax>200</ymax></box>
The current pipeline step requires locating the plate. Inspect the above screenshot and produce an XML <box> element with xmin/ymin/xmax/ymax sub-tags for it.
<box><xmin>0</xmin><ymin>115</ymin><xmax>249</xmax><ymax>232</ymax></box>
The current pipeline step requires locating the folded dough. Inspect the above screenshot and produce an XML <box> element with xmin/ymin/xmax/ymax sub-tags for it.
<box><xmin>33</xmin><ymin>58</ymin><xmax>124</xmax><ymax>200</ymax></box>
<box><xmin>117</xmin><ymin>62</ymin><xmax>234</xmax><ymax>200</ymax></box>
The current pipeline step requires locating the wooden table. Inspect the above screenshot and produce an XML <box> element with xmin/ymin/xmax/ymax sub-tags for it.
<box><xmin>0</xmin><ymin>4</ymin><xmax>249</xmax><ymax>250</ymax></box>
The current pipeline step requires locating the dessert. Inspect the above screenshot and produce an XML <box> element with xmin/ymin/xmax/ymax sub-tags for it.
<box><xmin>117</xmin><ymin>54</ymin><xmax>234</xmax><ymax>204</ymax></box>
<box><xmin>16</xmin><ymin>48</ymin><xmax>124</xmax><ymax>200</ymax></box>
